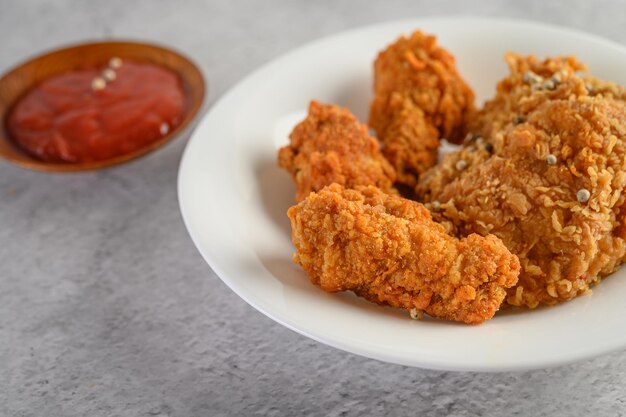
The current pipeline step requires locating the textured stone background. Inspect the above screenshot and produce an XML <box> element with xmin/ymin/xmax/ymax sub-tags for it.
<box><xmin>2</xmin><ymin>1</ymin><xmax>626</xmax><ymax>416</ymax></box>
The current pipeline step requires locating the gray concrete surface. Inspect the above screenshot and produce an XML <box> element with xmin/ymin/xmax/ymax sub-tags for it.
<box><xmin>2</xmin><ymin>1</ymin><xmax>626</xmax><ymax>416</ymax></box>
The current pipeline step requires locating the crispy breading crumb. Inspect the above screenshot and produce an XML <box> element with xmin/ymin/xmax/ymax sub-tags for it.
<box><xmin>409</xmin><ymin>308</ymin><xmax>424</xmax><ymax>320</ymax></box>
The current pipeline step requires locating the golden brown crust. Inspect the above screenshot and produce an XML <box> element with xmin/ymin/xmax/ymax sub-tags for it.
<box><xmin>288</xmin><ymin>184</ymin><xmax>520</xmax><ymax>324</ymax></box>
<box><xmin>418</xmin><ymin>54</ymin><xmax>626</xmax><ymax>308</ymax></box>
<box><xmin>468</xmin><ymin>53</ymin><xmax>587</xmax><ymax>139</ymax></box>
<box><xmin>369</xmin><ymin>31</ymin><xmax>475</xmax><ymax>186</ymax></box>
<box><xmin>278</xmin><ymin>101</ymin><xmax>396</xmax><ymax>201</ymax></box>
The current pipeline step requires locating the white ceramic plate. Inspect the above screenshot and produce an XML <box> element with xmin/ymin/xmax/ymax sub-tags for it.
<box><xmin>178</xmin><ymin>17</ymin><xmax>626</xmax><ymax>371</ymax></box>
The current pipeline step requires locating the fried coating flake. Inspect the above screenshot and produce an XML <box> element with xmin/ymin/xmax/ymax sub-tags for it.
<box><xmin>288</xmin><ymin>184</ymin><xmax>520</xmax><ymax>324</ymax></box>
<box><xmin>278</xmin><ymin>101</ymin><xmax>396</xmax><ymax>201</ymax></box>
<box><xmin>418</xmin><ymin>53</ymin><xmax>626</xmax><ymax>308</ymax></box>
<box><xmin>369</xmin><ymin>30</ymin><xmax>475</xmax><ymax>186</ymax></box>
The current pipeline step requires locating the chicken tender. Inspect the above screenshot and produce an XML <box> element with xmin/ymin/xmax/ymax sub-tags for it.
<box><xmin>278</xmin><ymin>101</ymin><xmax>396</xmax><ymax>201</ymax></box>
<box><xmin>369</xmin><ymin>30</ymin><xmax>475</xmax><ymax>186</ymax></box>
<box><xmin>288</xmin><ymin>184</ymin><xmax>520</xmax><ymax>324</ymax></box>
<box><xmin>418</xmin><ymin>54</ymin><xmax>626</xmax><ymax>308</ymax></box>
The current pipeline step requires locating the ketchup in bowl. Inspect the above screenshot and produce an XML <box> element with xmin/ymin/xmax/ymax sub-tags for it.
<box><xmin>6</xmin><ymin>58</ymin><xmax>186</xmax><ymax>163</ymax></box>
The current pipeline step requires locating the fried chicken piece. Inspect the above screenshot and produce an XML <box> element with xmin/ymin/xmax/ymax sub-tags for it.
<box><xmin>369</xmin><ymin>30</ymin><xmax>475</xmax><ymax>186</ymax></box>
<box><xmin>417</xmin><ymin>53</ymin><xmax>626</xmax><ymax>308</ymax></box>
<box><xmin>278</xmin><ymin>101</ymin><xmax>396</xmax><ymax>201</ymax></box>
<box><xmin>287</xmin><ymin>184</ymin><xmax>520</xmax><ymax>324</ymax></box>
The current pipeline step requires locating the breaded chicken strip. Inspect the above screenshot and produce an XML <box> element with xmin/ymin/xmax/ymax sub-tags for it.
<box><xmin>288</xmin><ymin>184</ymin><xmax>520</xmax><ymax>324</ymax></box>
<box><xmin>418</xmin><ymin>54</ymin><xmax>626</xmax><ymax>308</ymax></box>
<box><xmin>369</xmin><ymin>30</ymin><xmax>475</xmax><ymax>186</ymax></box>
<box><xmin>278</xmin><ymin>101</ymin><xmax>396</xmax><ymax>201</ymax></box>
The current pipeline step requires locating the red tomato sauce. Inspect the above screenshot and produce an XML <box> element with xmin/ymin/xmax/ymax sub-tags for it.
<box><xmin>7</xmin><ymin>59</ymin><xmax>186</xmax><ymax>163</ymax></box>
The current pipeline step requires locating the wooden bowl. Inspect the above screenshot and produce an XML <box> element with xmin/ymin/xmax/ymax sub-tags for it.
<box><xmin>0</xmin><ymin>40</ymin><xmax>205</xmax><ymax>172</ymax></box>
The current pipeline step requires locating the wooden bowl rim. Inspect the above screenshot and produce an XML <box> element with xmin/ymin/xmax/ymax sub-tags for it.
<box><xmin>0</xmin><ymin>39</ymin><xmax>206</xmax><ymax>173</ymax></box>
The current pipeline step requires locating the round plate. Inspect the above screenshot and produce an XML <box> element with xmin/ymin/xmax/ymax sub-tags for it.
<box><xmin>178</xmin><ymin>17</ymin><xmax>626</xmax><ymax>371</ymax></box>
